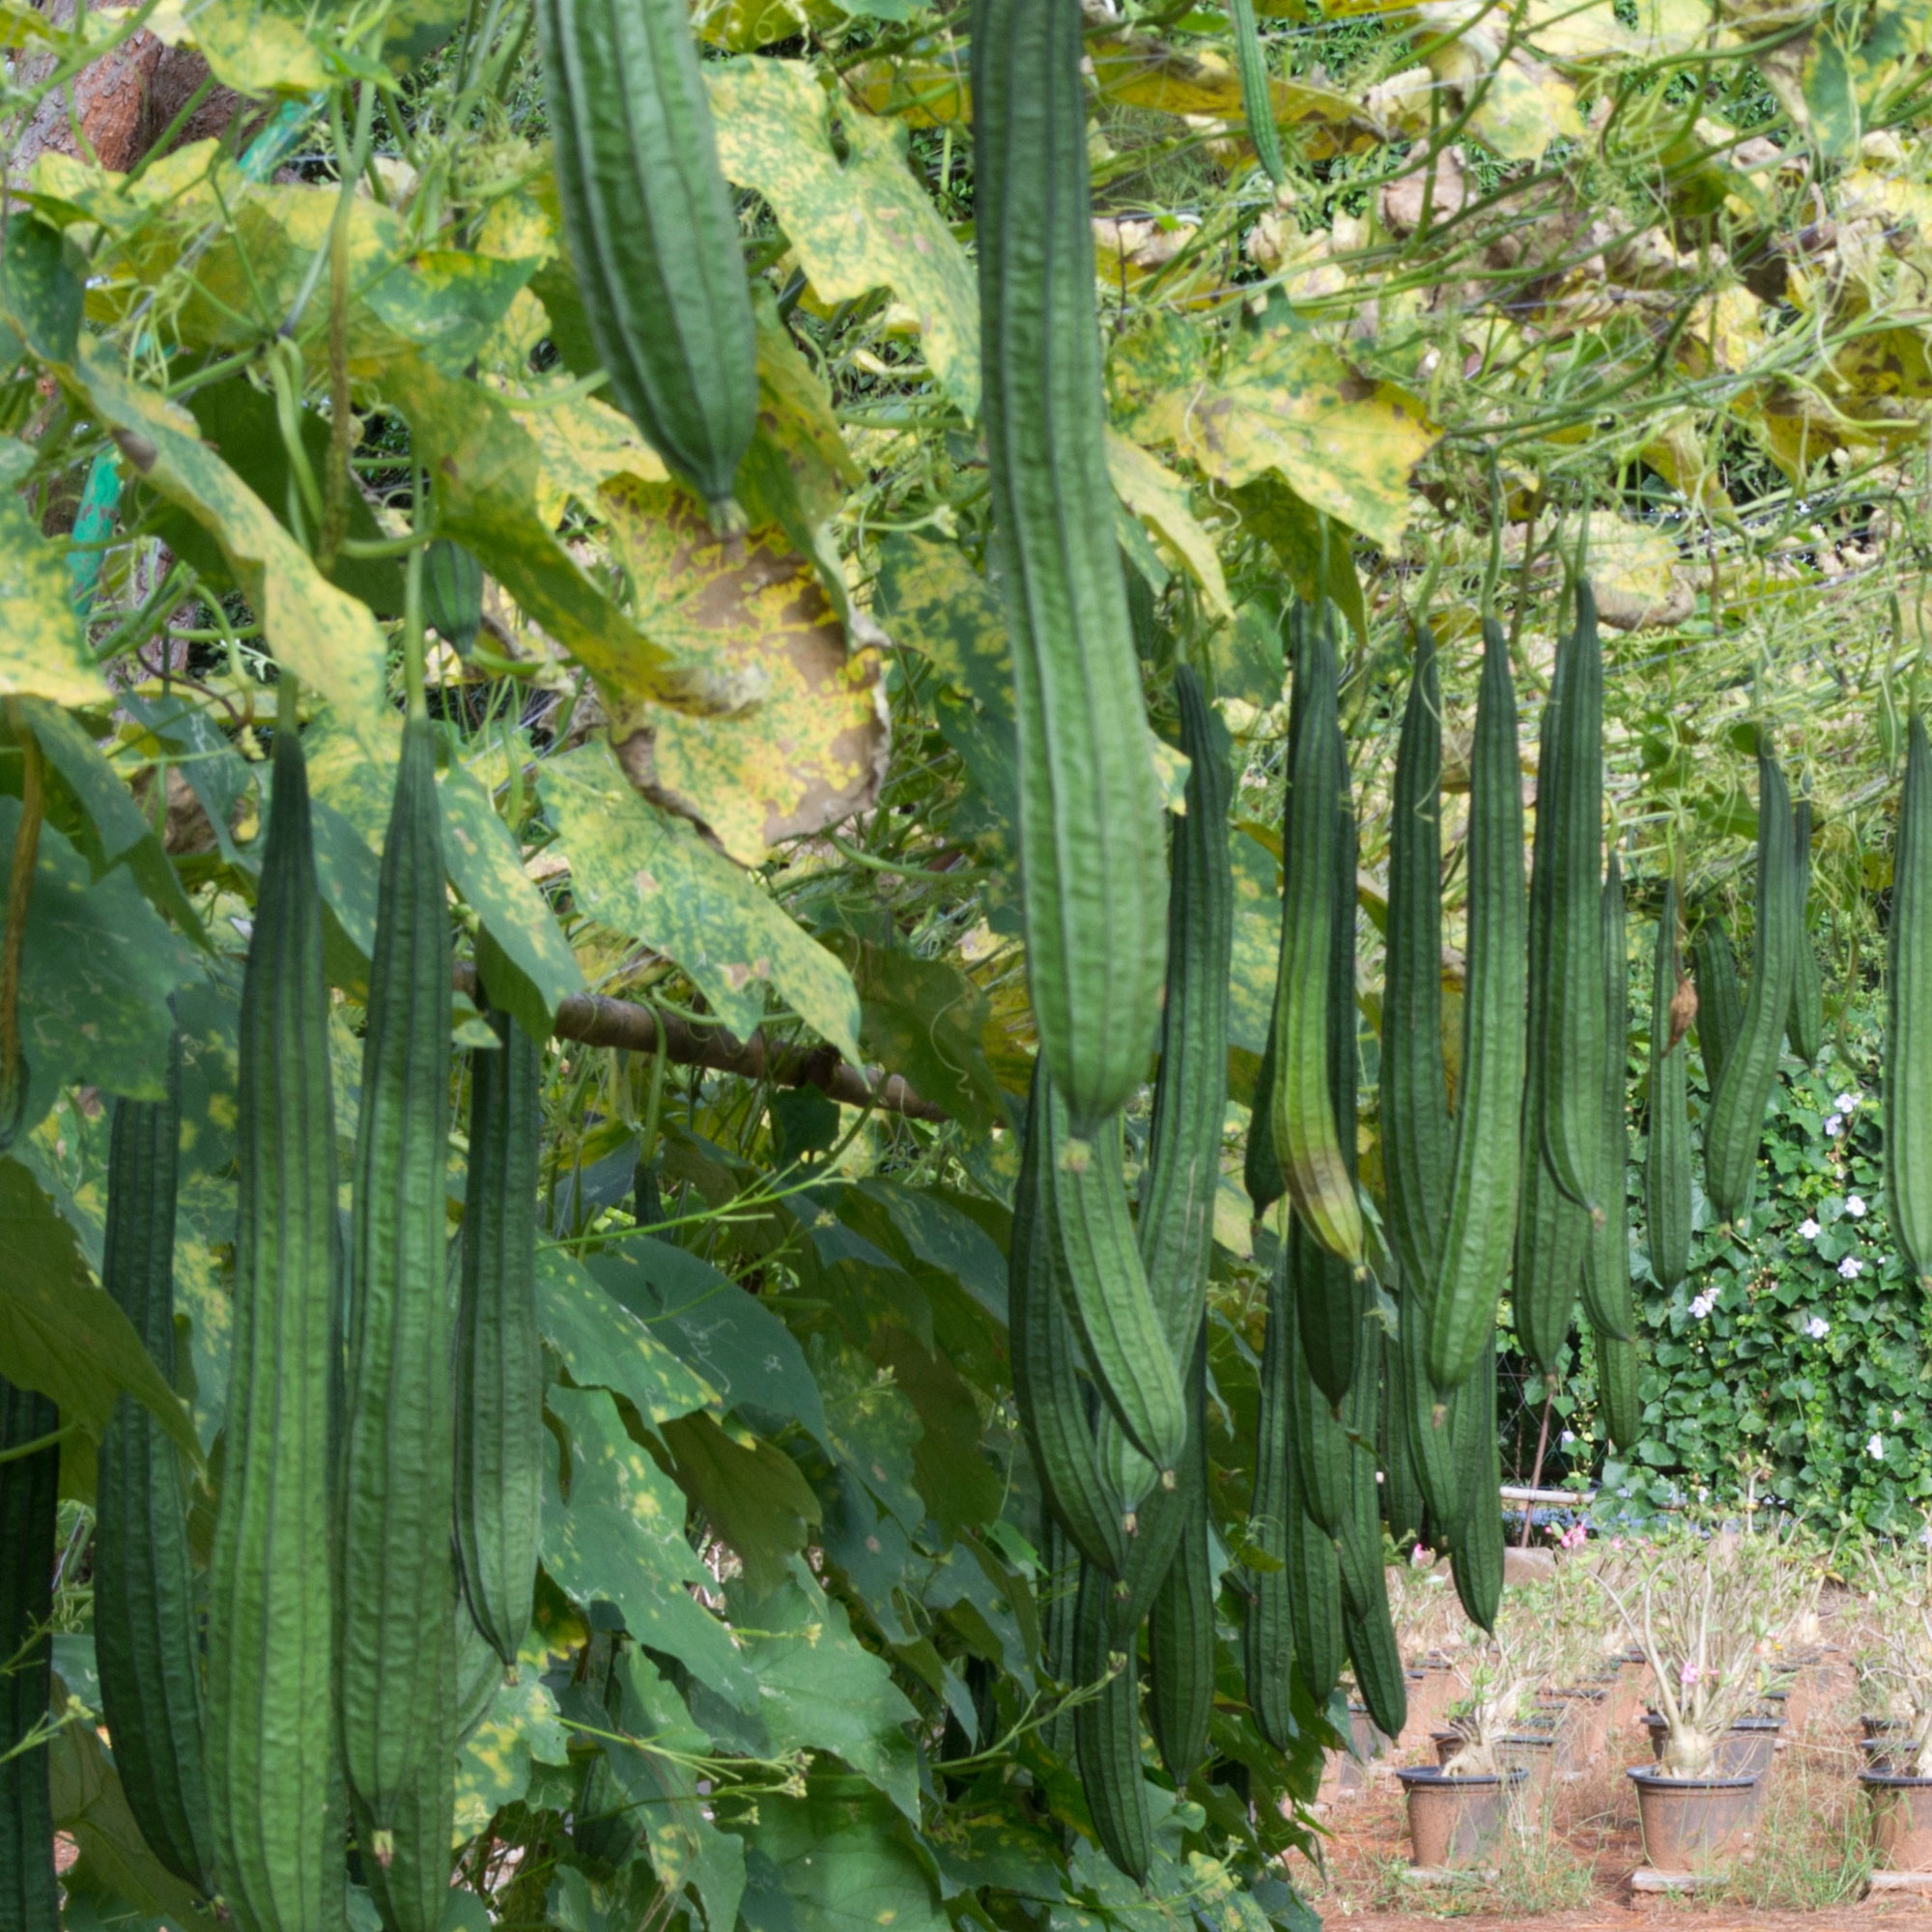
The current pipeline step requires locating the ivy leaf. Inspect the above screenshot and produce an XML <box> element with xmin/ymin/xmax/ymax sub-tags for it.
<box><xmin>541</xmin><ymin>1384</ymin><xmax>758</xmax><ymax>1712</ymax></box>
<box><xmin>540</xmin><ymin>739</ymin><xmax>863</xmax><ymax>1065</ymax></box>
<box><xmin>707</xmin><ymin>60</ymin><xmax>980</xmax><ymax>416</ymax></box>
<box><xmin>0</xmin><ymin>1156</ymin><xmax>199</xmax><ymax>1461</ymax></box>
<box><xmin>538</xmin><ymin>1248</ymin><xmax>719</xmax><ymax>1430</ymax></box>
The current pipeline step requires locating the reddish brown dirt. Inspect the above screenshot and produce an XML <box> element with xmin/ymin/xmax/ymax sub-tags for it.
<box><xmin>1294</xmin><ymin>1655</ymin><xmax>1932</xmax><ymax>1927</ymax></box>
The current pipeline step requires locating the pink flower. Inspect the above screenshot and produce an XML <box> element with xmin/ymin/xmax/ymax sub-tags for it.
<box><xmin>1681</xmin><ymin>1662</ymin><xmax>1700</xmax><ymax>1687</ymax></box>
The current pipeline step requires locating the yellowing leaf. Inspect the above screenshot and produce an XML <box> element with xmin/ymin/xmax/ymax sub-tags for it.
<box><xmin>0</xmin><ymin>461</ymin><xmax>110</xmax><ymax>707</ymax></box>
<box><xmin>706</xmin><ymin>60</ymin><xmax>980</xmax><ymax>416</ymax></box>
<box><xmin>1122</xmin><ymin>314</ymin><xmax>1437</xmax><ymax>553</ymax></box>
<box><xmin>503</xmin><ymin>385</ymin><xmax>668</xmax><ymax>526</ymax></box>
<box><xmin>599</xmin><ymin>477</ymin><xmax>887</xmax><ymax>867</ymax></box>
<box><xmin>848</xmin><ymin>50</ymin><xmax>970</xmax><ymax>127</ymax></box>
<box><xmin>692</xmin><ymin>0</ymin><xmax>838</xmax><ymax>49</ymax></box>
<box><xmin>1105</xmin><ymin>430</ymin><xmax>1233</xmax><ymax>620</ymax></box>
<box><xmin>1091</xmin><ymin>34</ymin><xmax>1242</xmax><ymax>116</ymax></box>
<box><xmin>540</xmin><ymin>739</ymin><xmax>864</xmax><ymax>1065</ymax></box>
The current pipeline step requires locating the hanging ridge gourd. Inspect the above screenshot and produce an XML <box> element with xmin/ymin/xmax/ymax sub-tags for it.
<box><xmin>1147</xmin><ymin>1325</ymin><xmax>1214</xmax><ymax>1785</ymax></box>
<box><xmin>1540</xmin><ymin>581</ymin><xmax>1606</xmax><ymax>1210</ymax></box>
<box><xmin>1789</xmin><ymin>794</ymin><xmax>1824</xmax><ymax>1065</ymax></box>
<box><xmin>1692</xmin><ymin>914</ymin><xmax>1744</xmax><ymax>1094</ymax></box>
<box><xmin>1889</xmin><ymin>716</ymin><xmax>1932</xmax><ymax>1284</ymax></box>
<box><xmin>1227</xmin><ymin>0</ymin><xmax>1285</xmax><ymax>185</ymax></box>
<box><xmin>338</xmin><ymin>712</ymin><xmax>457</xmax><ymax>1860</ymax></box>
<box><xmin>1243</xmin><ymin>1241</ymin><xmax>1297</xmax><ymax>1752</ymax></box>
<box><xmin>538</xmin><ymin>0</ymin><xmax>755</xmax><ymax>520</ymax></box>
<box><xmin>974</xmin><ymin>0</ymin><xmax>1169</xmax><ymax>1138</ymax></box>
<box><xmin>95</xmin><ymin>1034</ymin><xmax>213</xmax><ymax>1893</ymax></box>
<box><xmin>1703</xmin><ymin>740</ymin><xmax>1798</xmax><ymax>1223</ymax></box>
<box><xmin>1581</xmin><ymin>855</ymin><xmax>1634</xmax><ymax>1340</ymax></box>
<box><xmin>1427</xmin><ymin>617</ymin><xmax>1528</xmax><ymax>1392</ymax></box>
<box><xmin>1072</xmin><ymin>1557</ymin><xmax>1152</xmax><ymax>1881</ymax></box>
<box><xmin>1271</xmin><ymin>603</ymin><xmax>1365</xmax><ymax>1273</ymax></box>
<box><xmin>206</xmin><ymin>710</ymin><xmax>340</xmax><ymax>1932</ymax></box>
<box><xmin>1646</xmin><ymin>878</ymin><xmax>1691</xmax><ymax>1293</ymax></box>
<box><xmin>455</xmin><ymin>1000</ymin><xmax>545</xmax><ymax>1669</ymax></box>
<box><xmin>1</xmin><ymin>1377</ymin><xmax>59</xmax><ymax>1932</ymax></box>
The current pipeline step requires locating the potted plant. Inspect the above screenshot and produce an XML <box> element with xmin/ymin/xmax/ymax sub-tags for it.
<box><xmin>1398</xmin><ymin>1628</ymin><xmax>1532</xmax><ymax>1870</ymax></box>
<box><xmin>1852</xmin><ymin>1542</ymin><xmax>1932</xmax><ymax>1871</ymax></box>
<box><xmin>1600</xmin><ymin>1527</ymin><xmax>1813</xmax><ymax>1873</ymax></box>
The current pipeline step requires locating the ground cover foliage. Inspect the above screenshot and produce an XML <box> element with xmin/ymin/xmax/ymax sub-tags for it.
<box><xmin>5</xmin><ymin>0</ymin><xmax>1932</xmax><ymax>1925</ymax></box>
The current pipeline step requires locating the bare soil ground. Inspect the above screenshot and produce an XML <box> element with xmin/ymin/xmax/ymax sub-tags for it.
<box><xmin>1295</xmin><ymin>1653</ymin><xmax>1932</xmax><ymax>1928</ymax></box>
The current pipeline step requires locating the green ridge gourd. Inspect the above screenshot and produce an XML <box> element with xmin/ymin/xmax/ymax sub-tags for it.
<box><xmin>1272</xmin><ymin>603</ymin><xmax>1365</xmax><ymax>1272</ymax></box>
<box><xmin>538</xmin><ymin>0</ymin><xmax>755</xmax><ymax>517</ymax></box>
<box><xmin>1072</xmin><ymin>1557</ymin><xmax>1151</xmax><ymax>1881</ymax></box>
<box><xmin>1380</xmin><ymin>1325</ymin><xmax>1426</xmax><ymax>1549</ymax></box>
<box><xmin>1244</xmin><ymin>1242</ymin><xmax>1297</xmax><ymax>1751</ymax></box>
<box><xmin>1244</xmin><ymin>1021</ymin><xmax>1284</xmax><ymax>1220</ymax></box>
<box><xmin>338</xmin><ymin>713</ymin><xmax>456</xmax><ymax>1856</ymax></box>
<box><xmin>1286</xmin><ymin>1488</ymin><xmax>1343</xmax><ymax>1704</ymax></box>
<box><xmin>1040</xmin><ymin>1516</ymin><xmax>1078</xmax><ymax>1758</ymax></box>
<box><xmin>455</xmin><ymin>1002</ymin><xmax>545</xmax><ymax>1668</ymax></box>
<box><xmin>206</xmin><ymin>720</ymin><xmax>339</xmax><ymax>1932</ymax></box>
<box><xmin>1426</xmin><ymin>617</ymin><xmax>1528</xmax><ymax>1390</ymax></box>
<box><xmin>1889</xmin><ymin>716</ymin><xmax>1932</xmax><ymax>1283</ymax></box>
<box><xmin>1448</xmin><ymin>1345</ymin><xmax>1502</xmax><ymax>1633</ymax></box>
<box><xmin>1580</xmin><ymin>855</ymin><xmax>1634</xmax><ymax>1340</ymax></box>
<box><xmin>1693</xmin><ymin>916</ymin><xmax>1743</xmax><ymax>1094</ymax></box>
<box><xmin>1704</xmin><ymin>743</ymin><xmax>1798</xmax><ymax>1222</ymax></box>
<box><xmin>96</xmin><ymin>1036</ymin><xmax>213</xmax><ymax>1892</ymax></box>
<box><xmin>1597</xmin><ymin>1330</ymin><xmax>1641</xmax><ymax>1452</ymax></box>
<box><xmin>422</xmin><ymin>542</ymin><xmax>483</xmax><ymax>658</ymax></box>
<box><xmin>1646</xmin><ymin>880</ymin><xmax>1691</xmax><ymax>1293</ymax></box>
<box><xmin>1789</xmin><ymin>796</ymin><xmax>1824</xmax><ymax>1065</ymax></box>
<box><xmin>1</xmin><ymin>1378</ymin><xmax>58</xmax><ymax>1932</ymax></box>
<box><xmin>1147</xmin><ymin>1328</ymin><xmax>1213</xmax><ymax>1785</ymax></box>
<box><xmin>1380</xmin><ymin>624</ymin><xmax>1451</xmax><ymax>1305</ymax></box>
<box><xmin>1277</xmin><ymin>1265</ymin><xmax>1344</xmax><ymax>1701</ymax></box>
<box><xmin>1010</xmin><ymin>1067</ymin><xmax>1128</xmax><ymax>1575</ymax></box>
<box><xmin>1336</xmin><ymin>1358</ymin><xmax>1406</xmax><ymax>1740</ymax></box>
<box><xmin>974</xmin><ymin>0</ymin><xmax>1169</xmax><ymax>1137</ymax></box>
<box><xmin>1227</xmin><ymin>0</ymin><xmax>1285</xmax><ymax>185</ymax></box>
<box><xmin>1540</xmin><ymin>582</ymin><xmax>1605</xmax><ymax>1208</ymax></box>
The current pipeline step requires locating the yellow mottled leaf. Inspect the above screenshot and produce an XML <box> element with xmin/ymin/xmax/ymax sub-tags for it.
<box><xmin>1091</xmin><ymin>34</ymin><xmax>1242</xmax><ymax>116</ymax></box>
<box><xmin>0</xmin><ymin>448</ymin><xmax>111</xmax><ymax>707</ymax></box>
<box><xmin>706</xmin><ymin>61</ymin><xmax>980</xmax><ymax>416</ymax></box>
<box><xmin>692</xmin><ymin>0</ymin><xmax>838</xmax><ymax>48</ymax></box>
<box><xmin>503</xmin><ymin>385</ymin><xmax>668</xmax><ymax>526</ymax></box>
<box><xmin>600</xmin><ymin>479</ymin><xmax>886</xmax><ymax>866</ymax></box>
<box><xmin>1105</xmin><ymin>430</ymin><xmax>1233</xmax><ymax>620</ymax></box>
<box><xmin>1124</xmin><ymin>315</ymin><xmax>1437</xmax><ymax>553</ymax></box>
<box><xmin>848</xmin><ymin>50</ymin><xmax>971</xmax><ymax>127</ymax></box>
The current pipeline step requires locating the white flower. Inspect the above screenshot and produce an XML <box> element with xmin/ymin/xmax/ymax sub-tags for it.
<box><xmin>1839</xmin><ymin>1255</ymin><xmax>1864</xmax><ymax>1280</ymax></box>
<box><xmin>1806</xmin><ymin>1317</ymin><xmax>1831</xmax><ymax>1340</ymax></box>
<box><xmin>1826</xmin><ymin>1115</ymin><xmax>1845</xmax><ymax>1138</ymax></box>
<box><xmin>1869</xmin><ymin>1434</ymin><xmax>1887</xmax><ymax>1461</ymax></box>
<box><xmin>1849</xmin><ymin>1195</ymin><xmax>1868</xmax><ymax>1218</ymax></box>
<box><xmin>1560</xmin><ymin>1430</ymin><xmax>1577</xmax><ymax>1447</ymax></box>
<box><xmin>1690</xmin><ymin>1292</ymin><xmax>1716</xmax><ymax>1320</ymax></box>
<box><xmin>1836</xmin><ymin>1092</ymin><xmax>1861</xmax><ymax>1113</ymax></box>
<box><xmin>1799</xmin><ymin>1218</ymin><xmax>1821</xmax><ymax>1239</ymax></box>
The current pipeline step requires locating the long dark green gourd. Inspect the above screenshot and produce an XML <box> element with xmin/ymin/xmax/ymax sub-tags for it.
<box><xmin>1336</xmin><ymin>1355</ymin><xmax>1406</xmax><ymax>1740</ymax></box>
<box><xmin>1285</xmin><ymin>1489</ymin><xmax>1343</xmax><ymax>1704</ymax></box>
<box><xmin>1692</xmin><ymin>915</ymin><xmax>1744</xmax><ymax>1095</ymax></box>
<box><xmin>1447</xmin><ymin>1345</ymin><xmax>1501</xmax><ymax>1633</ymax></box>
<box><xmin>1379</xmin><ymin>1323</ymin><xmax>1426</xmax><ymax>1549</ymax></box>
<box><xmin>339</xmin><ymin>713</ymin><xmax>456</xmax><ymax>1859</ymax></box>
<box><xmin>95</xmin><ymin>1036</ymin><xmax>213</xmax><ymax>1893</ymax></box>
<box><xmin>1072</xmin><ymin>1557</ymin><xmax>1151</xmax><ymax>1882</ymax></box>
<box><xmin>1011</xmin><ymin>1068</ymin><xmax>1127</xmax><ymax>1575</ymax></box>
<box><xmin>1400</xmin><ymin>1275</ymin><xmax>1465</xmax><ymax>1544</ymax></box>
<box><xmin>1</xmin><ymin>1377</ymin><xmax>59</xmax><ymax>1932</ymax></box>
<box><xmin>1288</xmin><ymin>1225</ymin><xmax>1353</xmax><ymax>1538</ymax></box>
<box><xmin>1244</xmin><ymin>1021</ymin><xmax>1283</xmax><ymax>1220</ymax></box>
<box><xmin>1580</xmin><ymin>856</ymin><xmax>1634</xmax><ymax>1340</ymax></box>
<box><xmin>538</xmin><ymin>0</ymin><xmax>755</xmax><ymax>516</ymax></box>
<box><xmin>1426</xmin><ymin>618</ymin><xmax>1528</xmax><ymax>1390</ymax></box>
<box><xmin>1227</xmin><ymin>0</ymin><xmax>1285</xmax><ymax>185</ymax></box>
<box><xmin>1646</xmin><ymin>879</ymin><xmax>1691</xmax><ymax>1293</ymax></box>
<box><xmin>1147</xmin><ymin>1330</ymin><xmax>1213</xmax><ymax>1784</ymax></box>
<box><xmin>1889</xmin><ymin>717</ymin><xmax>1932</xmax><ymax>1284</ymax></box>
<box><xmin>1244</xmin><ymin>1245</ymin><xmax>1297</xmax><ymax>1752</ymax></box>
<box><xmin>1380</xmin><ymin>624</ymin><xmax>1450</xmax><ymax>1306</ymax></box>
<box><xmin>206</xmin><ymin>718</ymin><xmax>339</xmax><ymax>1932</ymax></box>
<box><xmin>1040</xmin><ymin>1516</ymin><xmax>1078</xmax><ymax>1759</ymax></box>
<box><xmin>1277</xmin><ymin>1264</ymin><xmax>1343</xmax><ymax>1703</ymax></box>
<box><xmin>1597</xmin><ymin>1329</ymin><xmax>1641</xmax><ymax>1451</ymax></box>
<box><xmin>1272</xmin><ymin>605</ymin><xmax>1364</xmax><ymax>1271</ymax></box>
<box><xmin>973</xmin><ymin>0</ymin><xmax>1169</xmax><ymax>1137</ymax></box>
<box><xmin>1704</xmin><ymin>743</ymin><xmax>1798</xmax><ymax>1222</ymax></box>
<box><xmin>1789</xmin><ymin>796</ymin><xmax>1824</xmax><ymax>1065</ymax></box>
<box><xmin>1539</xmin><ymin>582</ymin><xmax>1606</xmax><ymax>1210</ymax></box>
<box><xmin>455</xmin><ymin>1004</ymin><xmax>545</xmax><ymax>1668</ymax></box>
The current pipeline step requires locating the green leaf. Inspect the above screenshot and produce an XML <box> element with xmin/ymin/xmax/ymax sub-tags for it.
<box><xmin>540</xmin><ymin>740</ymin><xmax>863</xmax><ymax>1065</ymax></box>
<box><xmin>586</xmin><ymin>1238</ymin><xmax>829</xmax><ymax>1446</ymax></box>
<box><xmin>440</xmin><ymin>756</ymin><xmax>583</xmax><ymax>1029</ymax></box>
<box><xmin>661</xmin><ymin>1410</ymin><xmax>822</xmax><ymax>1593</ymax></box>
<box><xmin>48</xmin><ymin>1708</ymin><xmax>209</xmax><ymax>1919</ymax></box>
<box><xmin>728</xmin><ymin>1564</ymin><xmax>922</xmax><ymax>1819</ymax></box>
<box><xmin>541</xmin><ymin>1384</ymin><xmax>758</xmax><ymax>1711</ymax></box>
<box><xmin>66</xmin><ymin>341</ymin><xmax>388</xmax><ymax>743</ymax></box>
<box><xmin>741</xmin><ymin>1774</ymin><xmax>948</xmax><ymax>1932</ymax></box>
<box><xmin>0</xmin><ymin>212</ymin><xmax>82</xmax><ymax>363</ymax></box>
<box><xmin>538</xmin><ymin>1248</ymin><xmax>720</xmax><ymax>1429</ymax></box>
<box><xmin>825</xmin><ymin>935</ymin><xmax>1005</xmax><ymax>1133</ymax></box>
<box><xmin>0</xmin><ymin>1156</ymin><xmax>198</xmax><ymax>1459</ymax></box>
<box><xmin>0</xmin><ymin>799</ymin><xmax>199</xmax><ymax>1102</ymax></box>
<box><xmin>1228</xmin><ymin>475</ymin><xmax>1368</xmax><ymax>644</ymax></box>
<box><xmin>708</xmin><ymin>60</ymin><xmax>980</xmax><ymax>416</ymax></box>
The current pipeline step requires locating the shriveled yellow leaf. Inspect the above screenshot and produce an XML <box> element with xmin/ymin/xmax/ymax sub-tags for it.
<box><xmin>502</xmin><ymin>385</ymin><xmax>668</xmax><ymax>526</ymax></box>
<box><xmin>707</xmin><ymin>61</ymin><xmax>980</xmax><ymax>416</ymax></box>
<box><xmin>848</xmin><ymin>51</ymin><xmax>971</xmax><ymax>127</ymax></box>
<box><xmin>600</xmin><ymin>478</ymin><xmax>887</xmax><ymax>867</ymax></box>
<box><xmin>1091</xmin><ymin>34</ymin><xmax>1241</xmax><ymax>115</ymax></box>
<box><xmin>1105</xmin><ymin>431</ymin><xmax>1233</xmax><ymax>620</ymax></box>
